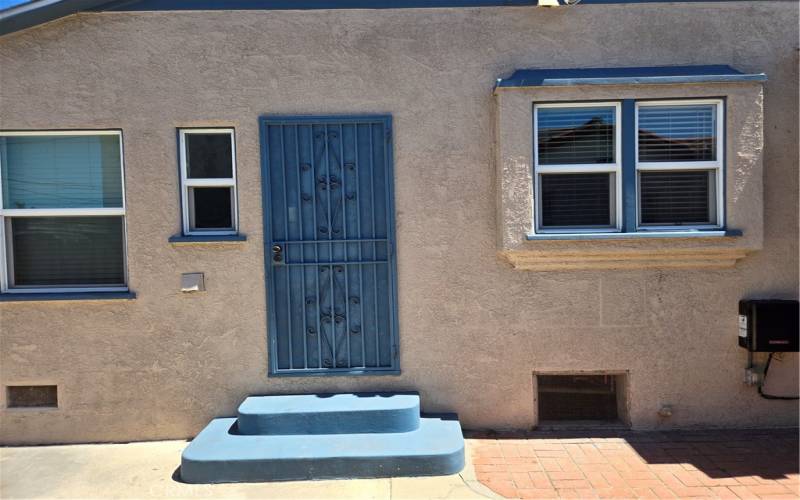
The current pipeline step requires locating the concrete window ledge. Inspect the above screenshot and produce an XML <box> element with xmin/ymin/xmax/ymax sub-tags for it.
<box><xmin>168</xmin><ymin>234</ymin><xmax>247</xmax><ymax>245</ymax></box>
<box><xmin>501</xmin><ymin>238</ymin><xmax>751</xmax><ymax>271</ymax></box>
<box><xmin>0</xmin><ymin>292</ymin><xmax>136</xmax><ymax>302</ymax></box>
<box><xmin>494</xmin><ymin>80</ymin><xmax>765</xmax><ymax>271</ymax></box>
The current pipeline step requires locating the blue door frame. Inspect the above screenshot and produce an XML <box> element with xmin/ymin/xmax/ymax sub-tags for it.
<box><xmin>260</xmin><ymin>115</ymin><xmax>400</xmax><ymax>376</ymax></box>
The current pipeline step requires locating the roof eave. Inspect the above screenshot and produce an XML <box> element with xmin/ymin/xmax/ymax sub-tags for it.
<box><xmin>0</xmin><ymin>0</ymin><xmax>112</xmax><ymax>36</ymax></box>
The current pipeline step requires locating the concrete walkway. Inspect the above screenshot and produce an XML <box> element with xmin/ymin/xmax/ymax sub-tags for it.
<box><xmin>0</xmin><ymin>439</ymin><xmax>497</xmax><ymax>499</ymax></box>
<box><xmin>2</xmin><ymin>430</ymin><xmax>798</xmax><ymax>499</ymax></box>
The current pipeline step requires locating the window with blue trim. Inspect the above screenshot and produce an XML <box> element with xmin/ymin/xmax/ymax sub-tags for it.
<box><xmin>534</xmin><ymin>103</ymin><xmax>622</xmax><ymax>233</ymax></box>
<box><xmin>0</xmin><ymin>131</ymin><xmax>128</xmax><ymax>294</ymax></box>
<box><xmin>533</xmin><ymin>99</ymin><xmax>723</xmax><ymax>234</ymax></box>
<box><xmin>635</xmin><ymin>100</ymin><xmax>723</xmax><ymax>229</ymax></box>
<box><xmin>178</xmin><ymin>128</ymin><xmax>239</xmax><ymax>236</ymax></box>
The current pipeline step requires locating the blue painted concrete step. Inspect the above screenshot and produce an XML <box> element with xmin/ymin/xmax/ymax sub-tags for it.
<box><xmin>180</xmin><ymin>415</ymin><xmax>465</xmax><ymax>483</ymax></box>
<box><xmin>237</xmin><ymin>392</ymin><xmax>420</xmax><ymax>435</ymax></box>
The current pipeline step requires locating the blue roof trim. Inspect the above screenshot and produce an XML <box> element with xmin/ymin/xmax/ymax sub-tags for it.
<box><xmin>1</xmin><ymin>0</ymin><xmax>794</xmax><ymax>37</ymax></box>
<box><xmin>102</xmin><ymin>0</ymin><xmax>538</xmax><ymax>9</ymax></box>
<box><xmin>0</xmin><ymin>0</ymin><xmax>110</xmax><ymax>35</ymax></box>
<box><xmin>97</xmin><ymin>0</ymin><xmax>797</xmax><ymax>9</ymax></box>
<box><xmin>496</xmin><ymin>65</ymin><xmax>767</xmax><ymax>89</ymax></box>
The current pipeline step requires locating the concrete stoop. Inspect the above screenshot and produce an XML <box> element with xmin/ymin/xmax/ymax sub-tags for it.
<box><xmin>180</xmin><ymin>393</ymin><xmax>465</xmax><ymax>483</ymax></box>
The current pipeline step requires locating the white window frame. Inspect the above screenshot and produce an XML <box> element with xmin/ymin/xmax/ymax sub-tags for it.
<box><xmin>533</xmin><ymin>102</ymin><xmax>623</xmax><ymax>234</ymax></box>
<box><xmin>635</xmin><ymin>99</ymin><xmax>724</xmax><ymax>231</ymax></box>
<box><xmin>178</xmin><ymin>128</ymin><xmax>238</xmax><ymax>236</ymax></box>
<box><xmin>0</xmin><ymin>130</ymin><xmax>128</xmax><ymax>294</ymax></box>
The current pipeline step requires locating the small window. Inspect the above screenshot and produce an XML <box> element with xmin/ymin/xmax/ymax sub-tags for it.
<box><xmin>636</xmin><ymin>100</ymin><xmax>723</xmax><ymax>228</ymax></box>
<box><xmin>534</xmin><ymin>103</ymin><xmax>622</xmax><ymax>232</ymax></box>
<box><xmin>0</xmin><ymin>131</ymin><xmax>127</xmax><ymax>293</ymax></box>
<box><xmin>7</xmin><ymin>385</ymin><xmax>58</xmax><ymax>408</ymax></box>
<box><xmin>179</xmin><ymin>129</ymin><xmax>238</xmax><ymax>235</ymax></box>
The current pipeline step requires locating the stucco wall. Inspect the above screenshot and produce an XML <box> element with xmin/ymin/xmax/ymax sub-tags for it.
<box><xmin>0</xmin><ymin>2</ymin><xmax>797</xmax><ymax>444</ymax></box>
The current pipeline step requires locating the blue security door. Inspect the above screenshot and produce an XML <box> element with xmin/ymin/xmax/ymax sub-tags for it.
<box><xmin>260</xmin><ymin>116</ymin><xmax>399</xmax><ymax>375</ymax></box>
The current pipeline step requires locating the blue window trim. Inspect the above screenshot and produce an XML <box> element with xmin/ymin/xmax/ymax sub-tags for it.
<box><xmin>531</xmin><ymin>97</ymin><xmax>731</xmax><ymax>237</ymax></box>
<box><xmin>527</xmin><ymin>229</ymin><xmax>742</xmax><ymax>241</ymax></box>
<box><xmin>621</xmin><ymin>100</ymin><xmax>637</xmax><ymax>232</ymax></box>
<box><xmin>268</xmin><ymin>368</ymin><xmax>401</xmax><ymax>378</ymax></box>
<box><xmin>175</xmin><ymin>127</ymin><xmax>241</xmax><ymax>238</ymax></box>
<box><xmin>168</xmin><ymin>233</ymin><xmax>247</xmax><ymax>243</ymax></box>
<box><xmin>0</xmin><ymin>291</ymin><xmax>136</xmax><ymax>302</ymax></box>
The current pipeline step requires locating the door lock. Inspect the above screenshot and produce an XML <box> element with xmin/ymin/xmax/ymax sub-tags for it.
<box><xmin>272</xmin><ymin>245</ymin><xmax>283</xmax><ymax>263</ymax></box>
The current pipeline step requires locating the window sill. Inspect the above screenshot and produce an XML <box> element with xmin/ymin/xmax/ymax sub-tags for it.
<box><xmin>503</xmin><ymin>229</ymin><xmax>752</xmax><ymax>271</ymax></box>
<box><xmin>168</xmin><ymin>234</ymin><xmax>247</xmax><ymax>244</ymax></box>
<box><xmin>0</xmin><ymin>291</ymin><xmax>136</xmax><ymax>302</ymax></box>
<box><xmin>526</xmin><ymin>229</ymin><xmax>741</xmax><ymax>241</ymax></box>
<box><xmin>3</xmin><ymin>406</ymin><xmax>60</xmax><ymax>413</ymax></box>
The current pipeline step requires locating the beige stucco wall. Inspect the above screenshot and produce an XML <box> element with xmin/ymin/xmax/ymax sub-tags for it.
<box><xmin>0</xmin><ymin>2</ymin><xmax>797</xmax><ymax>444</ymax></box>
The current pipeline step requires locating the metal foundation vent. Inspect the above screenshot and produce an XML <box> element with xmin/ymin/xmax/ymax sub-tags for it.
<box><xmin>537</xmin><ymin>375</ymin><xmax>618</xmax><ymax>421</ymax></box>
<box><xmin>6</xmin><ymin>385</ymin><xmax>58</xmax><ymax>408</ymax></box>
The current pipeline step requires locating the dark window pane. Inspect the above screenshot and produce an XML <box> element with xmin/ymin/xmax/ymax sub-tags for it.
<box><xmin>186</xmin><ymin>133</ymin><xmax>233</xmax><ymax>178</ymax></box>
<box><xmin>537</xmin><ymin>107</ymin><xmax>616</xmax><ymax>165</ymax></box>
<box><xmin>191</xmin><ymin>187</ymin><xmax>233</xmax><ymax>229</ymax></box>
<box><xmin>540</xmin><ymin>173</ymin><xmax>613</xmax><ymax>228</ymax></box>
<box><xmin>638</xmin><ymin>105</ymin><xmax>717</xmax><ymax>162</ymax></box>
<box><xmin>10</xmin><ymin>217</ymin><xmax>125</xmax><ymax>286</ymax></box>
<box><xmin>640</xmin><ymin>170</ymin><xmax>715</xmax><ymax>225</ymax></box>
<box><xmin>1</xmin><ymin>135</ymin><xmax>122</xmax><ymax>209</ymax></box>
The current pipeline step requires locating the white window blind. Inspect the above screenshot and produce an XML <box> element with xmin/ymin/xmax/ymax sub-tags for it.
<box><xmin>636</xmin><ymin>101</ymin><xmax>723</xmax><ymax>229</ymax></box>
<box><xmin>638</xmin><ymin>104</ymin><xmax>716</xmax><ymax>162</ymax></box>
<box><xmin>537</xmin><ymin>107</ymin><xmax>616</xmax><ymax>165</ymax></box>
<box><xmin>534</xmin><ymin>103</ymin><xmax>621</xmax><ymax>232</ymax></box>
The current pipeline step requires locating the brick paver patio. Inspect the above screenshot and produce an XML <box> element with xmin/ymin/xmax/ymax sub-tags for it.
<box><xmin>469</xmin><ymin>428</ymin><xmax>799</xmax><ymax>499</ymax></box>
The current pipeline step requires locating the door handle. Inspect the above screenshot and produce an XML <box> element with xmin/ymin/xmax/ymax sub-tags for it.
<box><xmin>272</xmin><ymin>245</ymin><xmax>283</xmax><ymax>263</ymax></box>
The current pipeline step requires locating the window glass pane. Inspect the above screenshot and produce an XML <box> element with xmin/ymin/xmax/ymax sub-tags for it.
<box><xmin>639</xmin><ymin>170</ymin><xmax>715</xmax><ymax>225</ymax></box>
<box><xmin>190</xmin><ymin>187</ymin><xmax>233</xmax><ymax>230</ymax></box>
<box><xmin>540</xmin><ymin>173</ymin><xmax>613</xmax><ymax>228</ymax></box>
<box><xmin>186</xmin><ymin>133</ymin><xmax>233</xmax><ymax>178</ymax></box>
<box><xmin>9</xmin><ymin>216</ymin><xmax>125</xmax><ymax>286</ymax></box>
<box><xmin>638</xmin><ymin>104</ymin><xmax>717</xmax><ymax>162</ymax></box>
<box><xmin>1</xmin><ymin>135</ymin><xmax>122</xmax><ymax>209</ymax></box>
<box><xmin>537</xmin><ymin>106</ymin><xmax>616</xmax><ymax>165</ymax></box>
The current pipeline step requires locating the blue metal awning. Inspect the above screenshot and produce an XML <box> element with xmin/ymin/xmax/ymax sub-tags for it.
<box><xmin>495</xmin><ymin>65</ymin><xmax>767</xmax><ymax>89</ymax></box>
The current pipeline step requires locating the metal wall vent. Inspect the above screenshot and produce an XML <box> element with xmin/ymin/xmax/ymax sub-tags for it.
<box><xmin>7</xmin><ymin>385</ymin><xmax>58</xmax><ymax>408</ymax></box>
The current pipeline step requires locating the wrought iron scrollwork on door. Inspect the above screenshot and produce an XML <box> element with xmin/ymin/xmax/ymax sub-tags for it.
<box><xmin>264</xmin><ymin>117</ymin><xmax>397</xmax><ymax>374</ymax></box>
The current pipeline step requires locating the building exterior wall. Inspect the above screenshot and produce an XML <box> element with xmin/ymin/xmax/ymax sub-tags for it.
<box><xmin>0</xmin><ymin>2</ymin><xmax>797</xmax><ymax>444</ymax></box>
